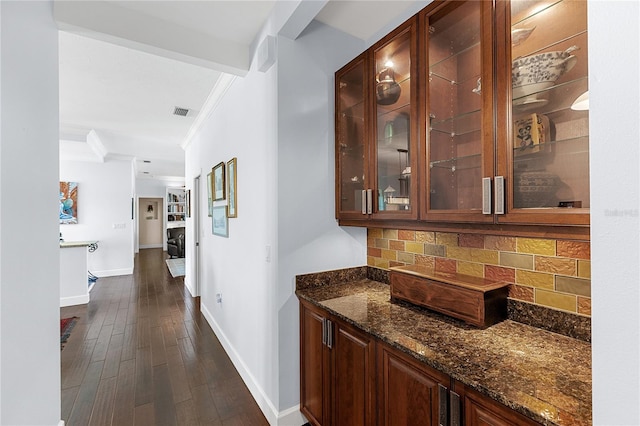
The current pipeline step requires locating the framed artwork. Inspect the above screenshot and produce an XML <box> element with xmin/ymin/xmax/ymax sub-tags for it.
<box><xmin>186</xmin><ymin>189</ymin><xmax>191</xmax><ymax>218</ymax></box>
<box><xmin>207</xmin><ymin>172</ymin><xmax>213</xmax><ymax>216</ymax></box>
<box><xmin>212</xmin><ymin>205</ymin><xmax>228</xmax><ymax>237</ymax></box>
<box><xmin>212</xmin><ymin>162</ymin><xmax>226</xmax><ymax>201</ymax></box>
<box><xmin>59</xmin><ymin>182</ymin><xmax>78</xmax><ymax>224</ymax></box>
<box><xmin>227</xmin><ymin>157</ymin><xmax>237</xmax><ymax>218</ymax></box>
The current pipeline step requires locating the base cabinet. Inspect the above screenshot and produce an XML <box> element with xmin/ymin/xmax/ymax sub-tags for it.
<box><xmin>300</xmin><ymin>300</ymin><xmax>375</xmax><ymax>426</ymax></box>
<box><xmin>454</xmin><ymin>382</ymin><xmax>540</xmax><ymax>426</ymax></box>
<box><xmin>377</xmin><ymin>342</ymin><xmax>450</xmax><ymax>426</ymax></box>
<box><xmin>300</xmin><ymin>301</ymin><xmax>542</xmax><ymax>426</ymax></box>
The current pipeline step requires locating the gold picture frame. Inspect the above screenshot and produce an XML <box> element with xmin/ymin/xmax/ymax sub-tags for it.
<box><xmin>212</xmin><ymin>162</ymin><xmax>226</xmax><ymax>201</ymax></box>
<box><xmin>207</xmin><ymin>172</ymin><xmax>213</xmax><ymax>217</ymax></box>
<box><xmin>227</xmin><ymin>157</ymin><xmax>237</xmax><ymax>218</ymax></box>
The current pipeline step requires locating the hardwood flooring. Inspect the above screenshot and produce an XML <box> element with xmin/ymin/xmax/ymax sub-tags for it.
<box><xmin>61</xmin><ymin>248</ymin><xmax>269</xmax><ymax>426</ymax></box>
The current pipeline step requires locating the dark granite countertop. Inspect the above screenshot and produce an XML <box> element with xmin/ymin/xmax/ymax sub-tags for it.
<box><xmin>296</xmin><ymin>271</ymin><xmax>591</xmax><ymax>425</ymax></box>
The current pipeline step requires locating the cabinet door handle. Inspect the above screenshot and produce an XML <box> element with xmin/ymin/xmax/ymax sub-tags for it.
<box><xmin>495</xmin><ymin>176</ymin><xmax>505</xmax><ymax>214</ymax></box>
<box><xmin>327</xmin><ymin>320</ymin><xmax>333</xmax><ymax>349</ymax></box>
<box><xmin>361</xmin><ymin>190</ymin><xmax>367</xmax><ymax>215</ymax></box>
<box><xmin>450</xmin><ymin>391</ymin><xmax>461</xmax><ymax>426</ymax></box>
<box><xmin>366</xmin><ymin>189</ymin><xmax>373</xmax><ymax>214</ymax></box>
<box><xmin>482</xmin><ymin>177</ymin><xmax>492</xmax><ymax>214</ymax></box>
<box><xmin>438</xmin><ymin>384</ymin><xmax>448</xmax><ymax>426</ymax></box>
<box><xmin>322</xmin><ymin>319</ymin><xmax>327</xmax><ymax>346</ymax></box>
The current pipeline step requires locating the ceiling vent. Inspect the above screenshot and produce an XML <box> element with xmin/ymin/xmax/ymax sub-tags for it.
<box><xmin>173</xmin><ymin>106</ymin><xmax>189</xmax><ymax>117</ymax></box>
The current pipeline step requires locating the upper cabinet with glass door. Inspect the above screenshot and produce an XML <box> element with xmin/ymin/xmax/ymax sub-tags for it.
<box><xmin>335</xmin><ymin>18</ymin><xmax>418</xmax><ymax>222</ymax></box>
<box><xmin>335</xmin><ymin>53</ymin><xmax>370</xmax><ymax>221</ymax></box>
<box><xmin>496</xmin><ymin>0</ymin><xmax>589</xmax><ymax>225</ymax></box>
<box><xmin>421</xmin><ymin>1</ymin><xmax>495</xmax><ymax>223</ymax></box>
<box><xmin>371</xmin><ymin>18</ymin><xmax>418</xmax><ymax>220</ymax></box>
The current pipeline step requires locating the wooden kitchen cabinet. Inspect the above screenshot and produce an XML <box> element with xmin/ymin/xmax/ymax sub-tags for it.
<box><xmin>335</xmin><ymin>0</ymin><xmax>590</xmax><ymax>229</ymax></box>
<box><xmin>421</xmin><ymin>0</ymin><xmax>495</xmax><ymax>223</ymax></box>
<box><xmin>377</xmin><ymin>341</ymin><xmax>450</xmax><ymax>426</ymax></box>
<box><xmin>300</xmin><ymin>300</ymin><xmax>544</xmax><ymax>426</ymax></box>
<box><xmin>299</xmin><ymin>300</ymin><xmax>375</xmax><ymax>426</ymax></box>
<box><xmin>495</xmin><ymin>0</ymin><xmax>590</xmax><ymax>225</ymax></box>
<box><xmin>422</xmin><ymin>0</ymin><xmax>589</xmax><ymax>225</ymax></box>
<box><xmin>454</xmin><ymin>381</ymin><xmax>540</xmax><ymax>426</ymax></box>
<box><xmin>335</xmin><ymin>17</ymin><xmax>418</xmax><ymax>222</ymax></box>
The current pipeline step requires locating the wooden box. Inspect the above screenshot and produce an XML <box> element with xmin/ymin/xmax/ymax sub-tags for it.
<box><xmin>389</xmin><ymin>265</ymin><xmax>510</xmax><ymax>327</ymax></box>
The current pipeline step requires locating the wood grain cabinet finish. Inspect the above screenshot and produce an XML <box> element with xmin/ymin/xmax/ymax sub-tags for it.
<box><xmin>300</xmin><ymin>300</ymin><xmax>375</xmax><ymax>426</ymax></box>
<box><xmin>300</xmin><ymin>301</ymin><xmax>330</xmax><ymax>426</ymax></box>
<box><xmin>377</xmin><ymin>342</ymin><xmax>450</xmax><ymax>426</ymax></box>
<box><xmin>335</xmin><ymin>17</ymin><xmax>419</xmax><ymax>222</ymax></box>
<box><xmin>335</xmin><ymin>0</ymin><xmax>590</xmax><ymax>231</ymax></box>
<box><xmin>300</xmin><ymin>300</ymin><xmax>543</xmax><ymax>426</ymax></box>
<box><xmin>331</xmin><ymin>318</ymin><xmax>376</xmax><ymax>426</ymax></box>
<box><xmin>455</xmin><ymin>382</ymin><xmax>540</xmax><ymax>426</ymax></box>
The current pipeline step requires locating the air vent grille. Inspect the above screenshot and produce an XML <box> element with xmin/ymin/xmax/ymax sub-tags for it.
<box><xmin>173</xmin><ymin>106</ymin><xmax>189</xmax><ymax>117</ymax></box>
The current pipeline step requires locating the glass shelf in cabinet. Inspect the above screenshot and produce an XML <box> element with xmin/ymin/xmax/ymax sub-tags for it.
<box><xmin>511</xmin><ymin>0</ymin><xmax>568</xmax><ymax>29</ymax></box>
<box><xmin>377</xmin><ymin>102</ymin><xmax>411</xmax><ymax>122</ymax></box>
<box><xmin>513</xmin><ymin>135</ymin><xmax>589</xmax><ymax>159</ymax></box>
<box><xmin>512</xmin><ymin>75</ymin><xmax>588</xmax><ymax>112</ymax></box>
<box><xmin>429</xmin><ymin>109</ymin><xmax>481</xmax><ymax>136</ymax></box>
<box><xmin>429</xmin><ymin>153</ymin><xmax>482</xmax><ymax>171</ymax></box>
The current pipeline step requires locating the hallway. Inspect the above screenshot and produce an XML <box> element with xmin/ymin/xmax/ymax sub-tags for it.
<box><xmin>60</xmin><ymin>248</ymin><xmax>269</xmax><ymax>425</ymax></box>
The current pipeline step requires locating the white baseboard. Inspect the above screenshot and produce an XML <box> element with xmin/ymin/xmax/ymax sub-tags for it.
<box><xmin>184</xmin><ymin>276</ymin><xmax>196</xmax><ymax>297</ymax></box>
<box><xmin>201</xmin><ymin>304</ymin><xmax>305</xmax><ymax>425</ymax></box>
<box><xmin>60</xmin><ymin>294</ymin><xmax>90</xmax><ymax>307</ymax></box>
<box><xmin>139</xmin><ymin>244</ymin><xmax>163</xmax><ymax>249</ymax></box>
<box><xmin>278</xmin><ymin>405</ymin><xmax>308</xmax><ymax>425</ymax></box>
<box><xmin>92</xmin><ymin>267</ymin><xmax>133</xmax><ymax>277</ymax></box>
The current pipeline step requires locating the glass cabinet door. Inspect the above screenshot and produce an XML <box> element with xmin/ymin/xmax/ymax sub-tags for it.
<box><xmin>498</xmin><ymin>0</ymin><xmax>589</xmax><ymax>225</ymax></box>
<box><xmin>371</xmin><ymin>19</ymin><xmax>417</xmax><ymax>219</ymax></box>
<box><xmin>336</xmin><ymin>54</ymin><xmax>368</xmax><ymax>219</ymax></box>
<box><xmin>422</xmin><ymin>1</ymin><xmax>494</xmax><ymax>222</ymax></box>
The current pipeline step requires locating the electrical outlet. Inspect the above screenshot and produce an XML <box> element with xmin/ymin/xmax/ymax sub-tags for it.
<box><xmin>216</xmin><ymin>293</ymin><xmax>222</xmax><ymax>303</ymax></box>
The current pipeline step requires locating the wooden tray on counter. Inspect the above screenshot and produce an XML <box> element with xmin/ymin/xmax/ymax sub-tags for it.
<box><xmin>389</xmin><ymin>265</ymin><xmax>510</xmax><ymax>328</ymax></box>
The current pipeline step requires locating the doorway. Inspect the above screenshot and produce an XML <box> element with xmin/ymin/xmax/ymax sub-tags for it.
<box><xmin>138</xmin><ymin>197</ymin><xmax>164</xmax><ymax>248</ymax></box>
<box><xmin>192</xmin><ymin>176</ymin><xmax>201</xmax><ymax>296</ymax></box>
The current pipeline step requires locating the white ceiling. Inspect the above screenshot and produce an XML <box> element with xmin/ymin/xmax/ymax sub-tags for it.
<box><xmin>57</xmin><ymin>0</ymin><xmax>422</xmax><ymax>181</ymax></box>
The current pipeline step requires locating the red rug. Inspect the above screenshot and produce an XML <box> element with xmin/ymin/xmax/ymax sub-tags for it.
<box><xmin>60</xmin><ymin>317</ymin><xmax>78</xmax><ymax>349</ymax></box>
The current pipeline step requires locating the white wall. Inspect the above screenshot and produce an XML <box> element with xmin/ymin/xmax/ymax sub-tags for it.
<box><xmin>60</xmin><ymin>159</ymin><xmax>135</xmax><ymax>276</ymax></box>
<box><xmin>184</xmin><ymin>63</ymin><xmax>280</xmax><ymax>420</ymax></box>
<box><xmin>276</xmin><ymin>21</ymin><xmax>369</xmax><ymax>411</ymax></box>
<box><xmin>590</xmin><ymin>1</ymin><xmax>640</xmax><ymax>424</ymax></box>
<box><xmin>0</xmin><ymin>1</ymin><xmax>61</xmax><ymax>424</ymax></box>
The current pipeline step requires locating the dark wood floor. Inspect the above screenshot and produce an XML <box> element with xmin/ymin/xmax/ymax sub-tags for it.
<box><xmin>61</xmin><ymin>248</ymin><xmax>269</xmax><ymax>426</ymax></box>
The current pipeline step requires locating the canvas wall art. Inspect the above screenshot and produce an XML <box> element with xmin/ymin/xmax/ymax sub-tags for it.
<box><xmin>59</xmin><ymin>181</ymin><xmax>78</xmax><ymax>224</ymax></box>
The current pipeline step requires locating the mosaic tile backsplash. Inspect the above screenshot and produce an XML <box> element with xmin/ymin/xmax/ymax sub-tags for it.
<box><xmin>367</xmin><ymin>228</ymin><xmax>591</xmax><ymax>316</ymax></box>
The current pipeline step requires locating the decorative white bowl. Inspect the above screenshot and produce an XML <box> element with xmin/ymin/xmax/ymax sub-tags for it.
<box><xmin>512</xmin><ymin>46</ymin><xmax>579</xmax><ymax>99</ymax></box>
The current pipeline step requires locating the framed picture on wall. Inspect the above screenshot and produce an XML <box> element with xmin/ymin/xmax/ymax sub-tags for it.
<box><xmin>212</xmin><ymin>162</ymin><xmax>226</xmax><ymax>201</ymax></box>
<box><xmin>207</xmin><ymin>172</ymin><xmax>213</xmax><ymax>217</ymax></box>
<box><xmin>212</xmin><ymin>205</ymin><xmax>228</xmax><ymax>237</ymax></box>
<box><xmin>59</xmin><ymin>181</ymin><xmax>78</xmax><ymax>224</ymax></box>
<box><xmin>227</xmin><ymin>157</ymin><xmax>237</xmax><ymax>218</ymax></box>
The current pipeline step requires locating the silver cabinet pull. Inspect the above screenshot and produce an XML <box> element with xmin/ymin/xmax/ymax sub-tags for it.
<box><xmin>327</xmin><ymin>320</ymin><xmax>333</xmax><ymax>349</ymax></box>
<box><xmin>322</xmin><ymin>318</ymin><xmax>327</xmax><ymax>346</ymax></box>
<box><xmin>361</xmin><ymin>190</ymin><xmax>367</xmax><ymax>215</ymax></box>
<box><xmin>482</xmin><ymin>177</ymin><xmax>492</xmax><ymax>214</ymax></box>
<box><xmin>438</xmin><ymin>384</ymin><xmax>448</xmax><ymax>426</ymax></box>
<box><xmin>366</xmin><ymin>189</ymin><xmax>373</xmax><ymax>214</ymax></box>
<box><xmin>495</xmin><ymin>176</ymin><xmax>505</xmax><ymax>214</ymax></box>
